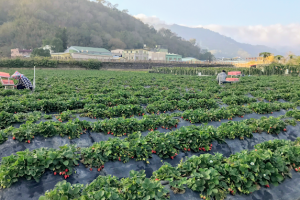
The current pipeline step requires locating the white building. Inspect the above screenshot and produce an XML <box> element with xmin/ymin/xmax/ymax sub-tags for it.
<box><xmin>111</xmin><ymin>49</ymin><xmax>124</xmax><ymax>57</ymax></box>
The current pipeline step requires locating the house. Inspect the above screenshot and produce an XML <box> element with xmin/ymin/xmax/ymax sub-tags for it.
<box><xmin>64</xmin><ymin>46</ymin><xmax>113</xmax><ymax>60</ymax></box>
<box><xmin>182</xmin><ymin>57</ymin><xmax>201</xmax><ymax>63</ymax></box>
<box><xmin>122</xmin><ymin>49</ymin><xmax>149</xmax><ymax>61</ymax></box>
<box><xmin>11</xmin><ymin>48</ymin><xmax>32</xmax><ymax>58</ymax></box>
<box><xmin>111</xmin><ymin>49</ymin><xmax>124</xmax><ymax>57</ymax></box>
<box><xmin>166</xmin><ymin>54</ymin><xmax>182</xmax><ymax>62</ymax></box>
<box><xmin>148</xmin><ymin>52</ymin><xmax>167</xmax><ymax>61</ymax></box>
<box><xmin>51</xmin><ymin>53</ymin><xmax>71</xmax><ymax>60</ymax></box>
<box><xmin>42</xmin><ymin>45</ymin><xmax>54</xmax><ymax>54</ymax></box>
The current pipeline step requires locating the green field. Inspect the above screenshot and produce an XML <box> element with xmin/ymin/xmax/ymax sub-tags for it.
<box><xmin>1</xmin><ymin>69</ymin><xmax>300</xmax><ymax>200</ymax></box>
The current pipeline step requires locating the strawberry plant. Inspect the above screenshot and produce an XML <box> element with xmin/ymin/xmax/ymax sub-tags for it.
<box><xmin>178</xmin><ymin>154</ymin><xmax>224</xmax><ymax>176</ymax></box>
<box><xmin>39</xmin><ymin>181</ymin><xmax>84</xmax><ymax>200</ymax></box>
<box><xmin>286</xmin><ymin>110</ymin><xmax>300</xmax><ymax>120</ymax></box>
<box><xmin>217</xmin><ymin>121</ymin><xmax>255</xmax><ymax>139</ymax></box>
<box><xmin>120</xmin><ymin>170</ymin><xmax>169</xmax><ymax>200</ymax></box>
<box><xmin>0</xmin><ymin>111</ymin><xmax>14</xmax><ymax>128</ymax></box>
<box><xmin>257</xmin><ymin>116</ymin><xmax>286</xmax><ymax>134</ymax></box>
<box><xmin>187</xmin><ymin>168</ymin><xmax>227</xmax><ymax>200</ymax></box>
<box><xmin>152</xmin><ymin>162</ymin><xmax>181</xmax><ymax>180</ymax></box>
<box><xmin>127</xmin><ymin>132</ymin><xmax>152</xmax><ymax>162</ymax></box>
<box><xmin>0</xmin><ymin>145</ymin><xmax>79</xmax><ymax>188</ymax></box>
<box><xmin>11</xmin><ymin>121</ymin><xmax>36</xmax><ymax>142</ymax></box>
<box><xmin>222</xmin><ymin>95</ymin><xmax>257</xmax><ymax>105</ymax></box>
<box><xmin>175</xmin><ymin>126</ymin><xmax>214</xmax><ymax>152</ymax></box>
<box><xmin>0</xmin><ymin>128</ymin><xmax>12</xmax><ymax>144</ymax></box>
<box><xmin>55</xmin><ymin>110</ymin><xmax>74</xmax><ymax>122</ymax></box>
<box><xmin>146</xmin><ymin>131</ymin><xmax>179</xmax><ymax>159</ymax></box>
<box><xmin>169</xmin><ymin>177</ymin><xmax>188</xmax><ymax>194</ymax></box>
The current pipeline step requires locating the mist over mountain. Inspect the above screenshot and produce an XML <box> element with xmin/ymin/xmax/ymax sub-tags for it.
<box><xmin>153</xmin><ymin>24</ymin><xmax>282</xmax><ymax>58</ymax></box>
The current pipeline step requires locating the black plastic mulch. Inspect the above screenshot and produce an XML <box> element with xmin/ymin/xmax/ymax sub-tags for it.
<box><xmin>1</xmin><ymin>108</ymin><xmax>300</xmax><ymax>200</ymax></box>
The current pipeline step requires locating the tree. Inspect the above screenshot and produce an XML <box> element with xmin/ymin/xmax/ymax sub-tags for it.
<box><xmin>31</xmin><ymin>48</ymin><xmax>51</xmax><ymax>57</ymax></box>
<box><xmin>43</xmin><ymin>38</ymin><xmax>52</xmax><ymax>46</ymax></box>
<box><xmin>289</xmin><ymin>54</ymin><xmax>295</xmax><ymax>59</ymax></box>
<box><xmin>274</xmin><ymin>55</ymin><xmax>284</xmax><ymax>63</ymax></box>
<box><xmin>90</xmin><ymin>34</ymin><xmax>103</xmax><ymax>47</ymax></box>
<box><xmin>112</xmin><ymin>4</ymin><xmax>118</xmax><ymax>10</ymax></box>
<box><xmin>51</xmin><ymin>38</ymin><xmax>64</xmax><ymax>53</ymax></box>
<box><xmin>108</xmin><ymin>38</ymin><xmax>126</xmax><ymax>50</ymax></box>
<box><xmin>96</xmin><ymin>0</ymin><xmax>106</xmax><ymax>3</ymax></box>
<box><xmin>189</xmin><ymin>38</ymin><xmax>197</xmax><ymax>46</ymax></box>
<box><xmin>200</xmin><ymin>52</ymin><xmax>215</xmax><ymax>62</ymax></box>
<box><xmin>55</xmin><ymin>27</ymin><xmax>68</xmax><ymax>50</ymax></box>
<box><xmin>274</xmin><ymin>55</ymin><xmax>283</xmax><ymax>60</ymax></box>
<box><xmin>259</xmin><ymin>52</ymin><xmax>271</xmax><ymax>59</ymax></box>
<box><xmin>122</xmin><ymin>9</ymin><xmax>129</xmax><ymax>14</ymax></box>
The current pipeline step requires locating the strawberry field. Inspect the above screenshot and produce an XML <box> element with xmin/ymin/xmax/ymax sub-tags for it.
<box><xmin>1</xmin><ymin>69</ymin><xmax>300</xmax><ymax>200</ymax></box>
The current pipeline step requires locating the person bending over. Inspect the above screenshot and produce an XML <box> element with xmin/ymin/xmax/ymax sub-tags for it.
<box><xmin>12</xmin><ymin>71</ymin><xmax>33</xmax><ymax>91</ymax></box>
<box><xmin>216</xmin><ymin>70</ymin><xmax>231</xmax><ymax>85</ymax></box>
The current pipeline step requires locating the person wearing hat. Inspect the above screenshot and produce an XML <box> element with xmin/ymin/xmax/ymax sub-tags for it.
<box><xmin>11</xmin><ymin>71</ymin><xmax>33</xmax><ymax>91</ymax></box>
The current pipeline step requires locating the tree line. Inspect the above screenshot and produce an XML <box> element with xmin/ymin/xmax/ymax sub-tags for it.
<box><xmin>0</xmin><ymin>0</ymin><xmax>214</xmax><ymax>61</ymax></box>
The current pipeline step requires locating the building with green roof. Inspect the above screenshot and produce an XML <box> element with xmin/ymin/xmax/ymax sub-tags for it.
<box><xmin>65</xmin><ymin>46</ymin><xmax>113</xmax><ymax>60</ymax></box>
<box><xmin>182</xmin><ymin>57</ymin><xmax>201</xmax><ymax>63</ymax></box>
<box><xmin>65</xmin><ymin>46</ymin><xmax>111</xmax><ymax>55</ymax></box>
<box><xmin>166</xmin><ymin>53</ymin><xmax>182</xmax><ymax>62</ymax></box>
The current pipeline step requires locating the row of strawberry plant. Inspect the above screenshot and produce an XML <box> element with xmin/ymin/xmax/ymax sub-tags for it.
<box><xmin>80</xmin><ymin>126</ymin><xmax>214</xmax><ymax>168</ymax></box>
<box><xmin>0</xmin><ymin>145</ymin><xmax>79</xmax><ymax>189</ymax></box>
<box><xmin>222</xmin><ymin>95</ymin><xmax>257</xmax><ymax>105</ymax></box>
<box><xmin>83</xmin><ymin>104</ymin><xmax>145</xmax><ymax>119</ymax></box>
<box><xmin>1</xmin><ymin>114</ymin><xmax>178</xmax><ymax>143</ymax></box>
<box><xmin>0</xmin><ymin>88</ymin><xmax>214</xmax><ymax>114</ymax></box>
<box><xmin>39</xmin><ymin>170</ymin><xmax>169</xmax><ymax>200</ymax></box>
<box><xmin>0</xmin><ymin>111</ymin><xmax>45</xmax><ymax>129</ymax></box>
<box><xmin>81</xmin><ymin>116</ymin><xmax>290</xmax><ymax>169</ymax></box>
<box><xmin>92</xmin><ymin>114</ymin><xmax>178</xmax><ymax>136</ymax></box>
<box><xmin>38</xmin><ymin>138</ymin><xmax>300</xmax><ymax>200</ymax></box>
<box><xmin>286</xmin><ymin>110</ymin><xmax>300</xmax><ymax>120</ymax></box>
<box><xmin>250</xmin><ymin>90</ymin><xmax>300</xmax><ymax>102</ymax></box>
<box><xmin>0</xmin><ymin>98</ymin><xmax>86</xmax><ymax>113</ymax></box>
<box><xmin>0</xmin><ymin>116</ymin><xmax>292</xmax><ymax>189</ymax></box>
<box><xmin>152</xmin><ymin>138</ymin><xmax>300</xmax><ymax>200</ymax></box>
<box><xmin>146</xmin><ymin>98</ymin><xmax>218</xmax><ymax>113</ymax></box>
<box><xmin>182</xmin><ymin>102</ymin><xmax>296</xmax><ymax>123</ymax></box>
<box><xmin>10</xmin><ymin>119</ymin><xmax>90</xmax><ymax>143</ymax></box>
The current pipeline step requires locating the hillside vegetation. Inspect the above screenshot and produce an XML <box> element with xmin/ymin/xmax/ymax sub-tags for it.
<box><xmin>0</xmin><ymin>0</ymin><xmax>208</xmax><ymax>59</ymax></box>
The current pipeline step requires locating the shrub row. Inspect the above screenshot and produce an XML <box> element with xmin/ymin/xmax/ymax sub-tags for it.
<box><xmin>0</xmin><ymin>58</ymin><xmax>102</xmax><ymax>69</ymax></box>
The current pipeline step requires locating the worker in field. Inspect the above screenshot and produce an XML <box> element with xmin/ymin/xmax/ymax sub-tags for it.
<box><xmin>216</xmin><ymin>70</ymin><xmax>231</xmax><ymax>85</ymax></box>
<box><xmin>11</xmin><ymin>71</ymin><xmax>33</xmax><ymax>91</ymax></box>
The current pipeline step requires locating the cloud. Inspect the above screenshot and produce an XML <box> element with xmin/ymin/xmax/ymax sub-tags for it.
<box><xmin>194</xmin><ymin>24</ymin><xmax>300</xmax><ymax>48</ymax></box>
<box><xmin>135</xmin><ymin>14</ymin><xmax>300</xmax><ymax>50</ymax></box>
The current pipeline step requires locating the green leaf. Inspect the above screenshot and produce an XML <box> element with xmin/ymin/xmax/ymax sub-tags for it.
<box><xmin>60</xmin><ymin>196</ymin><xmax>68</xmax><ymax>200</ymax></box>
<box><xmin>63</xmin><ymin>160</ymin><xmax>69</xmax><ymax>166</ymax></box>
<box><xmin>143</xmin><ymin>195</ymin><xmax>150</xmax><ymax>200</ymax></box>
<box><xmin>212</xmin><ymin>188</ymin><xmax>218</xmax><ymax>194</ymax></box>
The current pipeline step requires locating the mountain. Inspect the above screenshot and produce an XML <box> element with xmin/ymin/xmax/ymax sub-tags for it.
<box><xmin>156</xmin><ymin>24</ymin><xmax>281</xmax><ymax>58</ymax></box>
<box><xmin>0</xmin><ymin>0</ymin><xmax>203</xmax><ymax>59</ymax></box>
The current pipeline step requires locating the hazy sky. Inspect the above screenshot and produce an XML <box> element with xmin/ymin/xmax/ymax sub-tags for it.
<box><xmin>105</xmin><ymin>0</ymin><xmax>300</xmax><ymax>50</ymax></box>
<box><xmin>107</xmin><ymin>0</ymin><xmax>299</xmax><ymax>26</ymax></box>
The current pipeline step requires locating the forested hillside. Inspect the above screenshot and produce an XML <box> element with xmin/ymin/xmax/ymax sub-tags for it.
<box><xmin>0</xmin><ymin>0</ymin><xmax>209</xmax><ymax>59</ymax></box>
